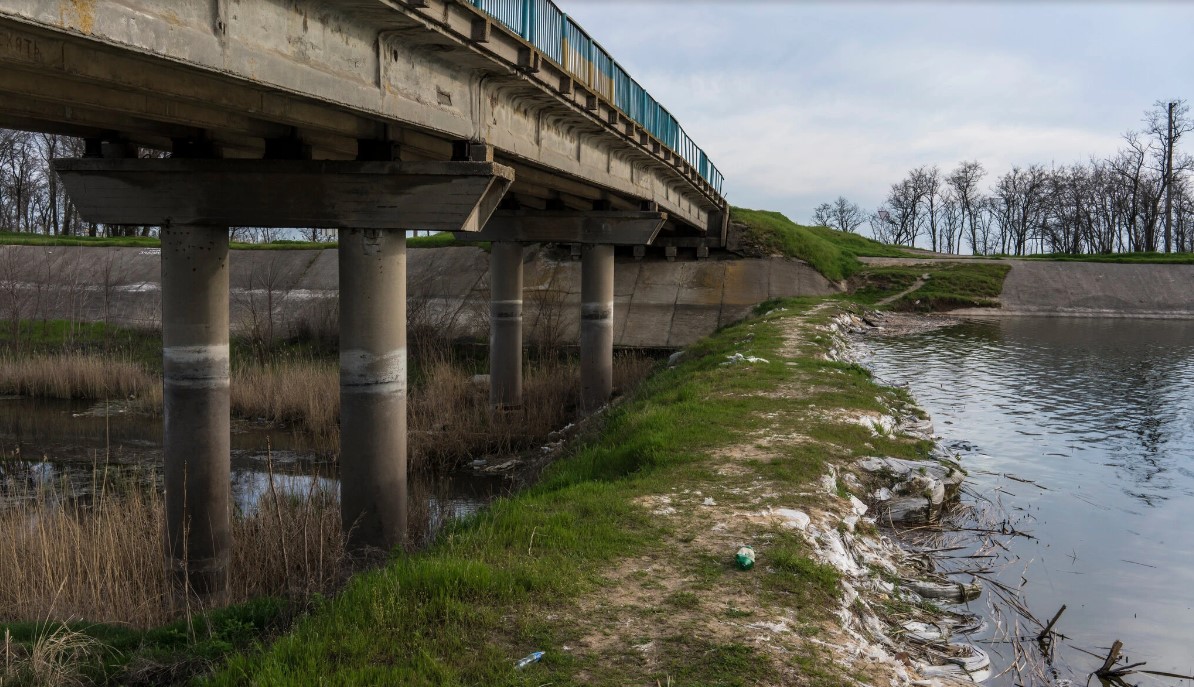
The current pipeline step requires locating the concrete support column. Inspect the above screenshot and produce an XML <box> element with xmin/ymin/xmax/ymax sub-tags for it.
<box><xmin>161</xmin><ymin>225</ymin><xmax>231</xmax><ymax>602</ymax></box>
<box><xmin>580</xmin><ymin>244</ymin><xmax>615</xmax><ymax>411</ymax></box>
<box><xmin>339</xmin><ymin>228</ymin><xmax>408</xmax><ymax>552</ymax></box>
<box><xmin>489</xmin><ymin>242</ymin><xmax>524</xmax><ymax>409</ymax></box>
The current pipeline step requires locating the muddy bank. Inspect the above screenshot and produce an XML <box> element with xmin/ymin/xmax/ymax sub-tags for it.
<box><xmin>800</xmin><ymin>311</ymin><xmax>996</xmax><ymax>684</ymax></box>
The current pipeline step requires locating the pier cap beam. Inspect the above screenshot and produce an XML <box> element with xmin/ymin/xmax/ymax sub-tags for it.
<box><xmin>454</xmin><ymin>210</ymin><xmax>667</xmax><ymax>245</ymax></box>
<box><xmin>53</xmin><ymin>159</ymin><xmax>514</xmax><ymax>231</ymax></box>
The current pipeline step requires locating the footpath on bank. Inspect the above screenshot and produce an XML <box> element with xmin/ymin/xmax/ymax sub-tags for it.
<box><xmin>204</xmin><ymin>293</ymin><xmax>987</xmax><ymax>686</ymax></box>
<box><xmin>0</xmin><ymin>210</ymin><xmax>1016</xmax><ymax>685</ymax></box>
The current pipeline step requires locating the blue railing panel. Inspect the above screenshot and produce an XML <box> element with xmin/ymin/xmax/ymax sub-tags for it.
<box><xmin>471</xmin><ymin>0</ymin><xmax>723</xmax><ymax>194</ymax></box>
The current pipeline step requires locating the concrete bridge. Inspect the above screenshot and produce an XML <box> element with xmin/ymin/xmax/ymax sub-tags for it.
<box><xmin>0</xmin><ymin>1</ymin><xmax>728</xmax><ymax>600</ymax></box>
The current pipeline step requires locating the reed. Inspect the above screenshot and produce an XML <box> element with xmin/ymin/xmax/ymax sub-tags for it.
<box><xmin>229</xmin><ymin>359</ymin><xmax>339</xmax><ymax>446</ymax></box>
<box><xmin>409</xmin><ymin>351</ymin><xmax>656</xmax><ymax>470</ymax></box>
<box><xmin>0</xmin><ymin>349</ymin><xmax>657</xmax><ymax>469</ymax></box>
<box><xmin>0</xmin><ymin>353</ymin><xmax>154</xmax><ymax>401</ymax></box>
<box><xmin>0</xmin><ymin>471</ymin><xmax>346</xmax><ymax>630</ymax></box>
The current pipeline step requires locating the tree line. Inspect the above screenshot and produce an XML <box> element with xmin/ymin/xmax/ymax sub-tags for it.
<box><xmin>0</xmin><ymin>130</ymin><xmax>91</xmax><ymax>236</ymax></box>
<box><xmin>813</xmin><ymin>100</ymin><xmax>1193</xmax><ymax>255</ymax></box>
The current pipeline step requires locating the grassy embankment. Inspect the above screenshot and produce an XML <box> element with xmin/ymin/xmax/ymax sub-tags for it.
<box><xmin>0</xmin><ymin>212</ymin><xmax>1009</xmax><ymax>684</ymax></box>
<box><xmin>191</xmin><ymin>297</ymin><xmax>941</xmax><ymax>685</ymax></box>
<box><xmin>850</xmin><ymin>263</ymin><xmax>1012</xmax><ymax>311</ymax></box>
<box><xmin>731</xmin><ymin>207</ymin><xmax>1010</xmax><ymax>311</ymax></box>
<box><xmin>730</xmin><ymin>207</ymin><xmax>911</xmax><ymax>281</ymax></box>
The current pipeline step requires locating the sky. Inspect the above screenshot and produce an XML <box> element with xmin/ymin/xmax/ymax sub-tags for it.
<box><xmin>560</xmin><ymin>1</ymin><xmax>1194</xmax><ymax>227</ymax></box>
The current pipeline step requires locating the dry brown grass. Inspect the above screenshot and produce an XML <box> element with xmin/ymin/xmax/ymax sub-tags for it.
<box><xmin>1</xmin><ymin>624</ymin><xmax>106</xmax><ymax>687</ymax></box>
<box><xmin>0</xmin><ymin>348</ymin><xmax>657</xmax><ymax>467</ymax></box>
<box><xmin>0</xmin><ymin>473</ymin><xmax>346</xmax><ymax>630</ymax></box>
<box><xmin>0</xmin><ymin>354</ymin><xmax>154</xmax><ymax>401</ymax></box>
<box><xmin>229</xmin><ymin>359</ymin><xmax>339</xmax><ymax>446</ymax></box>
<box><xmin>409</xmin><ymin>352</ymin><xmax>656</xmax><ymax>470</ymax></box>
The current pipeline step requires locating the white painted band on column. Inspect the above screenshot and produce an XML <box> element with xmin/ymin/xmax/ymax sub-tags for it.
<box><xmin>163</xmin><ymin>344</ymin><xmax>231</xmax><ymax>380</ymax></box>
<box><xmin>491</xmin><ymin>299</ymin><xmax>524</xmax><ymax>320</ymax></box>
<box><xmin>581</xmin><ymin>302</ymin><xmax>614</xmax><ymax>320</ymax></box>
<box><xmin>340</xmin><ymin>347</ymin><xmax>408</xmax><ymax>389</ymax></box>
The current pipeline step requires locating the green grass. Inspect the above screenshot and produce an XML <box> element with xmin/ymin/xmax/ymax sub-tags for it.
<box><xmin>0</xmin><ymin>320</ymin><xmax>162</xmax><ymax>364</ymax></box>
<box><xmin>0</xmin><ymin>598</ymin><xmax>290</xmax><ymax>686</ymax></box>
<box><xmin>851</xmin><ymin>263</ymin><xmax>1012</xmax><ymax>311</ymax></box>
<box><xmin>732</xmin><ymin>208</ymin><xmax>860</xmax><ymax>280</ymax></box>
<box><xmin>230</xmin><ymin>239</ymin><xmax>333</xmax><ymax>251</ymax></box>
<box><xmin>191</xmin><ymin>297</ymin><xmax>931</xmax><ymax>686</ymax></box>
<box><xmin>0</xmin><ymin>231</ymin><xmax>160</xmax><ymax>248</ymax></box>
<box><xmin>0</xmin><ymin>289</ymin><xmax>941</xmax><ymax>685</ymax></box>
<box><xmin>805</xmin><ymin>225</ymin><xmax>912</xmax><ymax>258</ymax></box>
<box><xmin>731</xmin><ymin>207</ymin><xmax>909</xmax><ymax>281</ymax></box>
<box><xmin>408</xmin><ymin>233</ymin><xmax>487</xmax><ymax>250</ymax></box>
<box><xmin>1018</xmin><ymin>251</ymin><xmax>1194</xmax><ymax>265</ymax></box>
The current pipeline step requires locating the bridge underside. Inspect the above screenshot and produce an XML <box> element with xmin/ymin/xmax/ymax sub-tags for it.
<box><xmin>3</xmin><ymin>0</ymin><xmax>732</xmax><ymax>600</ymax></box>
<box><xmin>0</xmin><ymin>1</ymin><xmax>725</xmax><ymax>240</ymax></box>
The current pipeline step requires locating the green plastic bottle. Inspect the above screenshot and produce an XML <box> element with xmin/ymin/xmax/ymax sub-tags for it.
<box><xmin>735</xmin><ymin>545</ymin><xmax>755</xmax><ymax>570</ymax></box>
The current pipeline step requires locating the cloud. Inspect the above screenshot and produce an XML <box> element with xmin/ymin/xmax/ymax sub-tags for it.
<box><xmin>560</xmin><ymin>1</ymin><xmax>1194</xmax><ymax>222</ymax></box>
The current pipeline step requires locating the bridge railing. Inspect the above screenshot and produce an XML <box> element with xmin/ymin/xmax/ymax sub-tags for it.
<box><xmin>469</xmin><ymin>0</ymin><xmax>724</xmax><ymax>196</ymax></box>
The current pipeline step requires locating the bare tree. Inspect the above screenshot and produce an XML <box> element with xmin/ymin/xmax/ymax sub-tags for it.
<box><xmin>947</xmin><ymin>161</ymin><xmax>986</xmax><ymax>254</ymax></box>
<box><xmin>813</xmin><ymin>196</ymin><xmax>867</xmax><ymax>233</ymax></box>
<box><xmin>993</xmin><ymin>165</ymin><xmax>1048</xmax><ymax>256</ymax></box>
<box><xmin>811</xmin><ymin>203</ymin><xmax>833</xmax><ymax>228</ymax></box>
<box><xmin>1145</xmin><ymin>100</ymin><xmax>1193</xmax><ymax>252</ymax></box>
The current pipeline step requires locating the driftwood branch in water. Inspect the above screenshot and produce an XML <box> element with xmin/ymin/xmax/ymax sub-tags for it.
<box><xmin>1095</xmin><ymin>640</ymin><xmax>1124</xmax><ymax>677</ymax></box>
<box><xmin>1037</xmin><ymin>604</ymin><xmax>1066</xmax><ymax>642</ymax></box>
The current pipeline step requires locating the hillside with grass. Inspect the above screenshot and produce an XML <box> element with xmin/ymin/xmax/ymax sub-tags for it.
<box><xmin>730</xmin><ymin>207</ymin><xmax>909</xmax><ymax>281</ymax></box>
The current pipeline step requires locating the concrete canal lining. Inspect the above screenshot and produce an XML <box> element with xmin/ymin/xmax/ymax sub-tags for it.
<box><xmin>0</xmin><ymin>244</ymin><xmax>840</xmax><ymax>348</ymax></box>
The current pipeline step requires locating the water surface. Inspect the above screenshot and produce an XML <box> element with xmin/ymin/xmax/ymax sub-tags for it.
<box><xmin>0</xmin><ymin>397</ymin><xmax>506</xmax><ymax>519</ymax></box>
<box><xmin>865</xmin><ymin>317</ymin><xmax>1194</xmax><ymax>683</ymax></box>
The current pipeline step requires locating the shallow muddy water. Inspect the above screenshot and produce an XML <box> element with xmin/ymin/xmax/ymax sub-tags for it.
<box><xmin>865</xmin><ymin>317</ymin><xmax>1194</xmax><ymax>683</ymax></box>
<box><xmin>0</xmin><ymin>396</ymin><xmax>507</xmax><ymax>519</ymax></box>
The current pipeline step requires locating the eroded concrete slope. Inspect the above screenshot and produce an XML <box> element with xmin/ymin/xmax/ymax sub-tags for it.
<box><xmin>0</xmin><ymin>244</ymin><xmax>839</xmax><ymax>348</ymax></box>
<box><xmin>998</xmin><ymin>260</ymin><xmax>1194</xmax><ymax>318</ymax></box>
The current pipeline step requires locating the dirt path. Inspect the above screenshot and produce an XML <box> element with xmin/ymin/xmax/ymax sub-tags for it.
<box><xmin>875</xmin><ymin>277</ymin><xmax>927</xmax><ymax>307</ymax></box>
<box><xmin>550</xmin><ymin>307</ymin><xmax>913</xmax><ymax>685</ymax></box>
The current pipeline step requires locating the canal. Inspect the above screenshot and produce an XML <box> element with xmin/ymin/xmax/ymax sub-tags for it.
<box><xmin>865</xmin><ymin>316</ymin><xmax>1194</xmax><ymax>683</ymax></box>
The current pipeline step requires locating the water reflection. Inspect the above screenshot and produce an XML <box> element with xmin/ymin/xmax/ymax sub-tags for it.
<box><xmin>866</xmin><ymin>317</ymin><xmax>1194</xmax><ymax>681</ymax></box>
<box><xmin>0</xmin><ymin>397</ymin><xmax>507</xmax><ymax>522</ymax></box>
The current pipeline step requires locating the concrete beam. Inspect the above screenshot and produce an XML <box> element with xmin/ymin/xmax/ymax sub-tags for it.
<box><xmin>454</xmin><ymin>211</ymin><xmax>667</xmax><ymax>245</ymax></box>
<box><xmin>52</xmin><ymin>159</ymin><xmax>514</xmax><ymax>232</ymax></box>
<box><xmin>0</xmin><ymin>3</ymin><xmax>723</xmax><ymax>231</ymax></box>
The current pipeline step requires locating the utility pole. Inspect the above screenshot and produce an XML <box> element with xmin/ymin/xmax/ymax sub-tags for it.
<box><xmin>1165</xmin><ymin>101</ymin><xmax>1175</xmax><ymax>254</ymax></box>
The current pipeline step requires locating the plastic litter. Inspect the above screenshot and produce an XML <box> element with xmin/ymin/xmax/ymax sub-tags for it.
<box><xmin>515</xmin><ymin>651</ymin><xmax>545</xmax><ymax>669</ymax></box>
<box><xmin>735</xmin><ymin>545</ymin><xmax>755</xmax><ymax>570</ymax></box>
<box><xmin>721</xmin><ymin>353</ymin><xmax>770</xmax><ymax>366</ymax></box>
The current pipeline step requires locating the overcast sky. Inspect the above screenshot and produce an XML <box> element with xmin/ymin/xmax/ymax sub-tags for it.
<box><xmin>562</xmin><ymin>1</ymin><xmax>1194</xmax><ymax>226</ymax></box>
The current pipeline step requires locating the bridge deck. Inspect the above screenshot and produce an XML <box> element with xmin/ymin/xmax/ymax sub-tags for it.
<box><xmin>0</xmin><ymin>0</ymin><xmax>725</xmax><ymax>239</ymax></box>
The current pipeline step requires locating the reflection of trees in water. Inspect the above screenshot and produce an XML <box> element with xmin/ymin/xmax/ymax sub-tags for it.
<box><xmin>878</xmin><ymin>319</ymin><xmax>1194</xmax><ymax>507</ymax></box>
